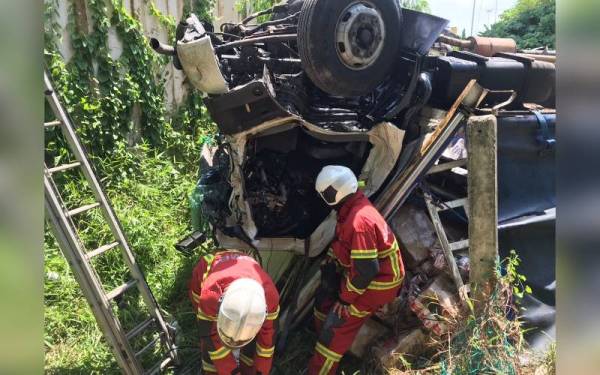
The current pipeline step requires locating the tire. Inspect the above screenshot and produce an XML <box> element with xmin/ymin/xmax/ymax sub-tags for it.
<box><xmin>298</xmin><ymin>0</ymin><xmax>402</xmax><ymax>97</ymax></box>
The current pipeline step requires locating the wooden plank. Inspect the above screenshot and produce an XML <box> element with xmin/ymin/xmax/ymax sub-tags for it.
<box><xmin>467</xmin><ymin>115</ymin><xmax>499</xmax><ymax>306</ymax></box>
<box><xmin>424</xmin><ymin>193</ymin><xmax>465</xmax><ymax>295</ymax></box>
<box><xmin>376</xmin><ymin>81</ymin><xmax>485</xmax><ymax>218</ymax></box>
<box><xmin>420</xmin><ymin>80</ymin><xmax>479</xmax><ymax>155</ymax></box>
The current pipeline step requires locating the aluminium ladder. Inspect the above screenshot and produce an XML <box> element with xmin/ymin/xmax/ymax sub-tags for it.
<box><xmin>423</xmin><ymin>159</ymin><xmax>470</xmax><ymax>300</ymax></box>
<box><xmin>43</xmin><ymin>70</ymin><xmax>178</xmax><ymax>375</ymax></box>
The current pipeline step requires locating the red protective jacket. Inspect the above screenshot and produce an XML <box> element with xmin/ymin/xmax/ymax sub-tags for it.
<box><xmin>189</xmin><ymin>251</ymin><xmax>280</xmax><ymax>375</ymax></box>
<box><xmin>329</xmin><ymin>191</ymin><xmax>405</xmax><ymax>305</ymax></box>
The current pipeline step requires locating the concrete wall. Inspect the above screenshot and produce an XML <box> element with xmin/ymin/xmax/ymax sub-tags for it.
<box><xmin>213</xmin><ymin>0</ymin><xmax>245</xmax><ymax>32</ymax></box>
<box><xmin>54</xmin><ymin>0</ymin><xmax>242</xmax><ymax>110</ymax></box>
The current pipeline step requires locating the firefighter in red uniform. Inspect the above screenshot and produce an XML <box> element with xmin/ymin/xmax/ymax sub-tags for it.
<box><xmin>188</xmin><ymin>250</ymin><xmax>280</xmax><ymax>375</ymax></box>
<box><xmin>309</xmin><ymin>165</ymin><xmax>405</xmax><ymax>375</ymax></box>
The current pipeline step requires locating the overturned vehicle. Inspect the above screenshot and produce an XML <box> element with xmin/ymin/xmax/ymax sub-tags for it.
<box><xmin>153</xmin><ymin>0</ymin><xmax>556</xmax><ymax>370</ymax></box>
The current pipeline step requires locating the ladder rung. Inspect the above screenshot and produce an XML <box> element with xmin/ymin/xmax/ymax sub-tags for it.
<box><xmin>145</xmin><ymin>356</ymin><xmax>173</xmax><ymax>375</ymax></box>
<box><xmin>67</xmin><ymin>202</ymin><xmax>101</xmax><ymax>217</ymax></box>
<box><xmin>106</xmin><ymin>279</ymin><xmax>138</xmax><ymax>301</ymax></box>
<box><xmin>47</xmin><ymin>162</ymin><xmax>81</xmax><ymax>174</ymax></box>
<box><xmin>86</xmin><ymin>241</ymin><xmax>119</xmax><ymax>260</ymax></box>
<box><xmin>438</xmin><ymin>198</ymin><xmax>468</xmax><ymax>211</ymax></box>
<box><xmin>126</xmin><ymin>317</ymin><xmax>155</xmax><ymax>340</ymax></box>
<box><xmin>135</xmin><ymin>333</ymin><xmax>163</xmax><ymax>358</ymax></box>
<box><xmin>449</xmin><ymin>239</ymin><xmax>469</xmax><ymax>251</ymax></box>
<box><xmin>44</xmin><ymin>120</ymin><xmax>62</xmax><ymax>128</ymax></box>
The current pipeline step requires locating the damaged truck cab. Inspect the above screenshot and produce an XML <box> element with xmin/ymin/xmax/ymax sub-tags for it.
<box><xmin>152</xmin><ymin>0</ymin><xmax>555</xmax><ymax>366</ymax></box>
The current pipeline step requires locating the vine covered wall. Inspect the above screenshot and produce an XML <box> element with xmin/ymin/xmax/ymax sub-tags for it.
<box><xmin>44</xmin><ymin>0</ymin><xmax>216</xmax><ymax>161</ymax></box>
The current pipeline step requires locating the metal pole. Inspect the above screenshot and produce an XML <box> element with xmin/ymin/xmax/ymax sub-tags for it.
<box><xmin>470</xmin><ymin>0</ymin><xmax>477</xmax><ymax>36</ymax></box>
<box><xmin>495</xmin><ymin>0</ymin><xmax>499</xmax><ymax>23</ymax></box>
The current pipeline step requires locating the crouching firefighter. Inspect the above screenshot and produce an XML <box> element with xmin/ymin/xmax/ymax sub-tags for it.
<box><xmin>309</xmin><ymin>166</ymin><xmax>405</xmax><ymax>375</ymax></box>
<box><xmin>189</xmin><ymin>250</ymin><xmax>280</xmax><ymax>375</ymax></box>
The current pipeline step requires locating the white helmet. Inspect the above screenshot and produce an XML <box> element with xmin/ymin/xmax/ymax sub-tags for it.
<box><xmin>315</xmin><ymin>165</ymin><xmax>358</xmax><ymax>206</ymax></box>
<box><xmin>217</xmin><ymin>278</ymin><xmax>266</xmax><ymax>348</ymax></box>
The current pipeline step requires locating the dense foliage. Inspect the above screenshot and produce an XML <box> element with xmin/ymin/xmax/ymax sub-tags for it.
<box><xmin>481</xmin><ymin>0</ymin><xmax>555</xmax><ymax>49</ymax></box>
<box><xmin>234</xmin><ymin>0</ymin><xmax>432</xmax><ymax>20</ymax></box>
<box><xmin>44</xmin><ymin>0</ymin><xmax>215</xmax><ymax>161</ymax></box>
<box><xmin>44</xmin><ymin>0</ymin><xmax>216</xmax><ymax>371</ymax></box>
<box><xmin>401</xmin><ymin>0</ymin><xmax>431</xmax><ymax>13</ymax></box>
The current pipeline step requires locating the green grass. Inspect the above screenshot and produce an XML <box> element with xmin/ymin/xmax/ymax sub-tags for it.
<box><xmin>44</xmin><ymin>143</ymin><xmax>554</xmax><ymax>374</ymax></box>
<box><xmin>380</xmin><ymin>254</ymin><xmax>556</xmax><ymax>375</ymax></box>
<box><xmin>44</xmin><ymin>143</ymin><xmax>206</xmax><ymax>373</ymax></box>
<box><xmin>43</xmin><ymin>139</ymin><xmax>368</xmax><ymax>374</ymax></box>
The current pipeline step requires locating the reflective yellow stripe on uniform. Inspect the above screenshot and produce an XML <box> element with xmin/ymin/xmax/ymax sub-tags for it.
<box><xmin>368</xmin><ymin>278</ymin><xmax>403</xmax><ymax>290</ymax></box>
<box><xmin>208</xmin><ymin>346</ymin><xmax>231</xmax><ymax>361</ymax></box>
<box><xmin>202</xmin><ymin>253</ymin><xmax>216</xmax><ymax>282</ymax></box>
<box><xmin>197</xmin><ymin>304</ymin><xmax>217</xmax><ymax>321</ymax></box>
<box><xmin>315</xmin><ymin>342</ymin><xmax>342</xmax><ymax>362</ymax></box>
<box><xmin>314</xmin><ymin>307</ymin><xmax>327</xmax><ymax>321</ymax></box>
<box><xmin>240</xmin><ymin>353</ymin><xmax>254</xmax><ymax>366</ymax></box>
<box><xmin>350</xmin><ymin>248</ymin><xmax>378</xmax><ymax>259</ymax></box>
<box><xmin>196</xmin><ymin>254</ymin><xmax>218</xmax><ymax>320</ymax></box>
<box><xmin>202</xmin><ymin>360</ymin><xmax>217</xmax><ymax>373</ymax></box>
<box><xmin>367</xmin><ymin>241</ymin><xmax>403</xmax><ymax>290</ymax></box>
<box><xmin>266</xmin><ymin>305</ymin><xmax>280</xmax><ymax>320</ymax></box>
<box><xmin>191</xmin><ymin>290</ymin><xmax>201</xmax><ymax>304</ymax></box>
<box><xmin>389</xmin><ymin>250</ymin><xmax>402</xmax><ymax>282</ymax></box>
<box><xmin>346</xmin><ymin>276</ymin><xmax>366</xmax><ymax>294</ymax></box>
<box><xmin>256</xmin><ymin>343</ymin><xmax>275</xmax><ymax>358</ymax></box>
<box><xmin>349</xmin><ymin>304</ymin><xmax>370</xmax><ymax>318</ymax></box>
<box><xmin>378</xmin><ymin>241</ymin><xmax>399</xmax><ymax>258</ymax></box>
<box><xmin>320</xmin><ymin>359</ymin><xmax>335</xmax><ymax>375</ymax></box>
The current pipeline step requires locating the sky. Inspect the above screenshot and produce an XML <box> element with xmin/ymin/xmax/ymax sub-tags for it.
<box><xmin>428</xmin><ymin>0</ymin><xmax>518</xmax><ymax>36</ymax></box>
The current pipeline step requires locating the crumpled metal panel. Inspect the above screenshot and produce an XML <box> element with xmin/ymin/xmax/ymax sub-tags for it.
<box><xmin>177</xmin><ymin>35</ymin><xmax>229</xmax><ymax>94</ymax></box>
<box><xmin>215</xmin><ymin>121</ymin><xmax>404</xmax><ymax>257</ymax></box>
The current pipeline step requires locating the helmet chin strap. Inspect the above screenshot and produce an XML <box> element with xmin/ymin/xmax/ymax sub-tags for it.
<box><xmin>331</xmin><ymin>192</ymin><xmax>354</xmax><ymax>211</ymax></box>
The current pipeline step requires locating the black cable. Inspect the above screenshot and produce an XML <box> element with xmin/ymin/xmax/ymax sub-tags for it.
<box><xmin>243</xmin><ymin>12</ymin><xmax>300</xmax><ymax>36</ymax></box>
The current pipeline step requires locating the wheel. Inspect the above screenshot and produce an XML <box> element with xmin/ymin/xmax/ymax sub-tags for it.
<box><xmin>298</xmin><ymin>0</ymin><xmax>402</xmax><ymax>97</ymax></box>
